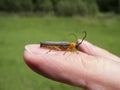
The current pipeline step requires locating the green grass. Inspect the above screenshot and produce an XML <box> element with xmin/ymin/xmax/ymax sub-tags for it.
<box><xmin>0</xmin><ymin>16</ymin><xmax>120</xmax><ymax>90</ymax></box>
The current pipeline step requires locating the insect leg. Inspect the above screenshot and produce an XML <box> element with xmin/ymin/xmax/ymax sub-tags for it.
<box><xmin>46</xmin><ymin>46</ymin><xmax>61</xmax><ymax>54</ymax></box>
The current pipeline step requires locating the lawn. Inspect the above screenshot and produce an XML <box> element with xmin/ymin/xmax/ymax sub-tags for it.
<box><xmin>0</xmin><ymin>15</ymin><xmax>120</xmax><ymax>90</ymax></box>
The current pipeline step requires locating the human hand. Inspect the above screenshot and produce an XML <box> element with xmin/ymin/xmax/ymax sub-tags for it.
<box><xmin>24</xmin><ymin>40</ymin><xmax>120</xmax><ymax>90</ymax></box>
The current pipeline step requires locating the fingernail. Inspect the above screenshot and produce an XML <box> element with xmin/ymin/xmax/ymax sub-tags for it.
<box><xmin>25</xmin><ymin>45</ymin><xmax>33</xmax><ymax>54</ymax></box>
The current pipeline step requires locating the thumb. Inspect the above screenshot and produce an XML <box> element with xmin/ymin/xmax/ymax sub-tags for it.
<box><xmin>78</xmin><ymin>39</ymin><xmax>120</xmax><ymax>62</ymax></box>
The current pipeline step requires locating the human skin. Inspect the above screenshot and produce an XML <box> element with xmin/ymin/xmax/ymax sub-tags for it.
<box><xmin>23</xmin><ymin>40</ymin><xmax>120</xmax><ymax>90</ymax></box>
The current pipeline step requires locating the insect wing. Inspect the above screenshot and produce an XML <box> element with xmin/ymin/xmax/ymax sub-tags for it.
<box><xmin>40</xmin><ymin>41</ymin><xmax>70</xmax><ymax>51</ymax></box>
<box><xmin>40</xmin><ymin>41</ymin><xmax>70</xmax><ymax>46</ymax></box>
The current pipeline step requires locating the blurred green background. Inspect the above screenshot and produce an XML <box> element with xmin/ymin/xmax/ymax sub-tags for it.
<box><xmin>0</xmin><ymin>0</ymin><xmax>120</xmax><ymax>90</ymax></box>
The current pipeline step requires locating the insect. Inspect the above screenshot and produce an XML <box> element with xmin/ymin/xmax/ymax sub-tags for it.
<box><xmin>40</xmin><ymin>31</ymin><xmax>87</xmax><ymax>53</ymax></box>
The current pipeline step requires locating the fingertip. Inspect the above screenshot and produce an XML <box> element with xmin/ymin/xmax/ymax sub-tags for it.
<box><xmin>23</xmin><ymin>47</ymin><xmax>37</xmax><ymax>68</ymax></box>
<box><xmin>23</xmin><ymin>48</ymin><xmax>33</xmax><ymax>64</ymax></box>
<box><xmin>24</xmin><ymin>45</ymin><xmax>50</xmax><ymax>75</ymax></box>
<box><xmin>24</xmin><ymin>45</ymin><xmax>34</xmax><ymax>54</ymax></box>
<box><xmin>24</xmin><ymin>45</ymin><xmax>35</xmax><ymax>63</ymax></box>
<box><xmin>23</xmin><ymin>45</ymin><xmax>43</xmax><ymax>69</ymax></box>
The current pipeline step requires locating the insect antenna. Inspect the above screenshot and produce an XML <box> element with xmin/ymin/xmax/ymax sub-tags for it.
<box><xmin>68</xmin><ymin>33</ymin><xmax>78</xmax><ymax>42</ymax></box>
<box><xmin>78</xmin><ymin>31</ymin><xmax>87</xmax><ymax>46</ymax></box>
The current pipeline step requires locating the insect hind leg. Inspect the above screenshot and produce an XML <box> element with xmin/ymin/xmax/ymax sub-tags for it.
<box><xmin>46</xmin><ymin>46</ymin><xmax>61</xmax><ymax>54</ymax></box>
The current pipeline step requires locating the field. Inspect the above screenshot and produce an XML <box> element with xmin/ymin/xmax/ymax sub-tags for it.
<box><xmin>0</xmin><ymin>16</ymin><xmax>120</xmax><ymax>90</ymax></box>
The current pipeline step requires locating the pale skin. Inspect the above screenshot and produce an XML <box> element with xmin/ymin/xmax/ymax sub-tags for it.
<box><xmin>24</xmin><ymin>40</ymin><xmax>120</xmax><ymax>90</ymax></box>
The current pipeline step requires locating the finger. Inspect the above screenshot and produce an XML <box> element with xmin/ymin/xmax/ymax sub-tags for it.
<box><xmin>23</xmin><ymin>44</ymin><xmax>120</xmax><ymax>90</ymax></box>
<box><xmin>78</xmin><ymin>39</ymin><xmax>120</xmax><ymax>62</ymax></box>
<box><xmin>24</xmin><ymin>44</ymin><xmax>90</xmax><ymax>88</ymax></box>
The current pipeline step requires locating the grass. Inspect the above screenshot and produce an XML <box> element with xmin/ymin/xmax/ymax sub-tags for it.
<box><xmin>0</xmin><ymin>15</ymin><xmax>120</xmax><ymax>90</ymax></box>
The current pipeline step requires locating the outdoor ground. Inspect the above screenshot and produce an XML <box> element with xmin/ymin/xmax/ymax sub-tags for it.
<box><xmin>0</xmin><ymin>15</ymin><xmax>120</xmax><ymax>90</ymax></box>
